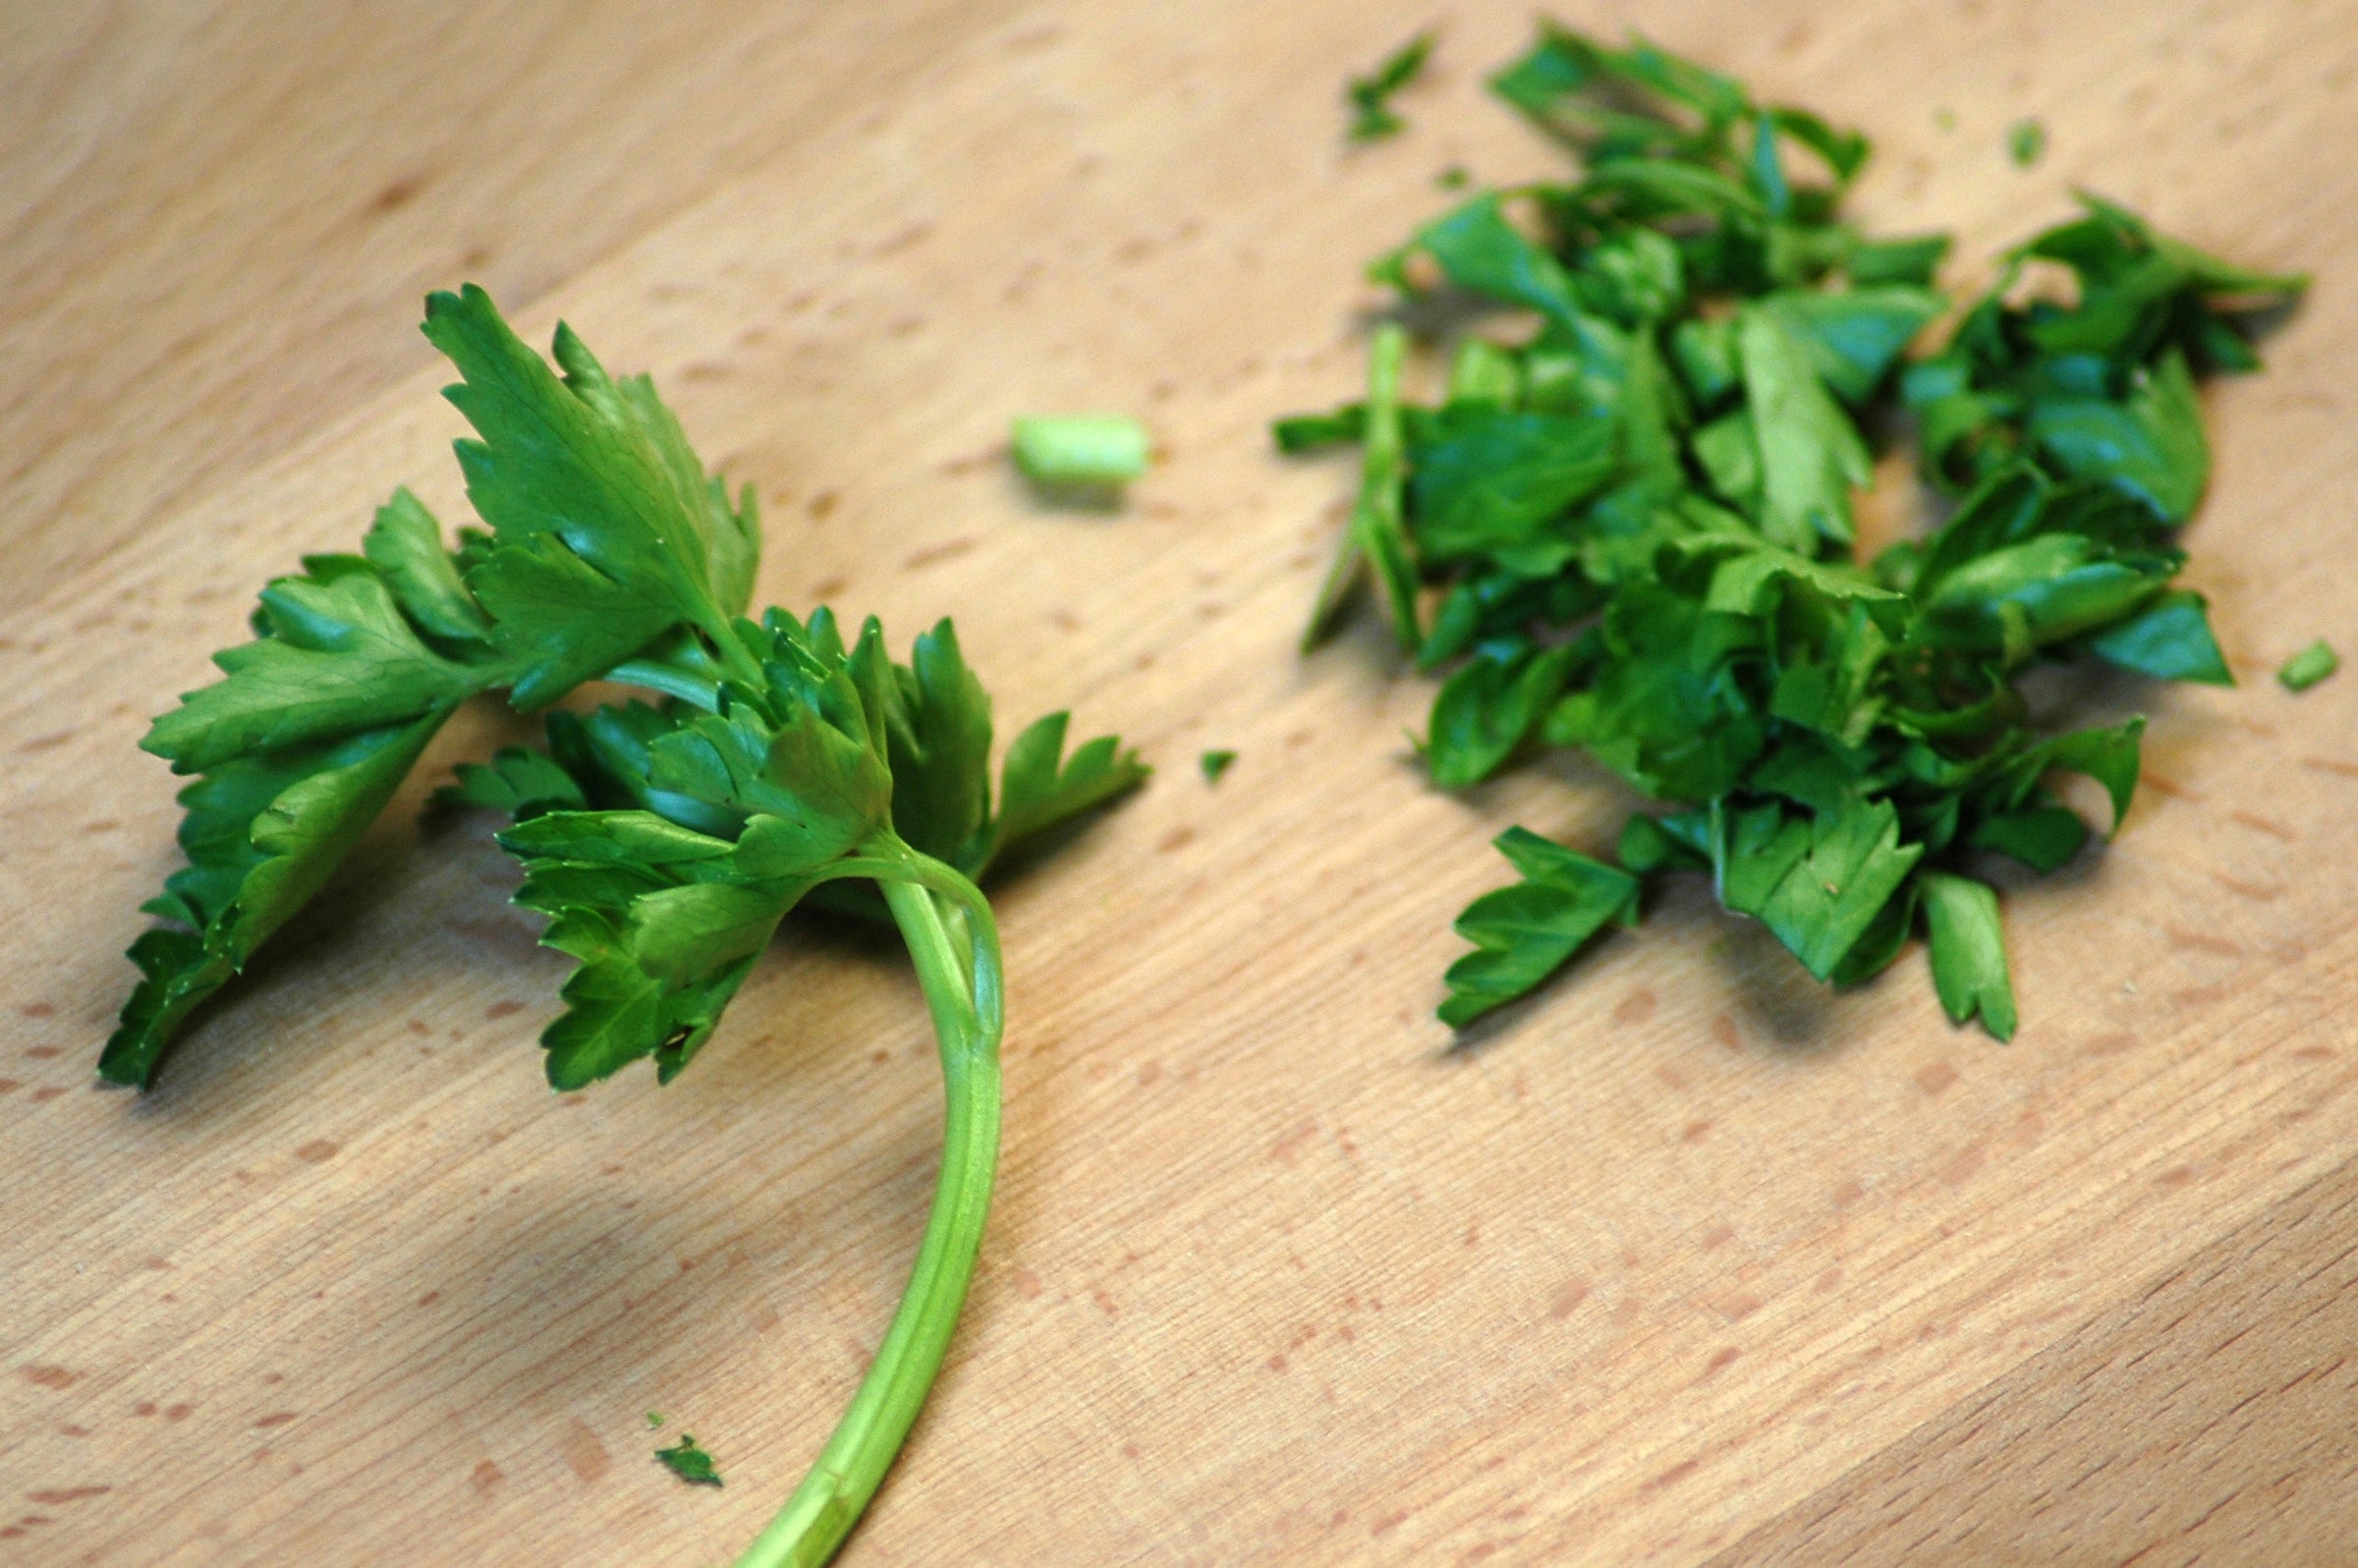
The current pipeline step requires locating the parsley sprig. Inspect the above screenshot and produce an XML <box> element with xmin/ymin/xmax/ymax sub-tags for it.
<box><xmin>1284</xmin><ymin>26</ymin><xmax>2303</xmax><ymax>1037</ymax></box>
<box><xmin>110</xmin><ymin>290</ymin><xmax>1144</xmax><ymax>1567</ymax></box>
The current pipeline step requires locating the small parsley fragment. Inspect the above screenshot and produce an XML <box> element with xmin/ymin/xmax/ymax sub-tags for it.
<box><xmin>111</xmin><ymin>292</ymin><xmax>1147</xmax><ymax>1568</ymax></box>
<box><xmin>655</xmin><ymin>1433</ymin><xmax>723</xmax><ymax>1486</ymax></box>
<box><xmin>1348</xmin><ymin>32</ymin><xmax>1434</xmax><ymax>141</ymax></box>
<box><xmin>1281</xmin><ymin>26</ymin><xmax>2303</xmax><ymax>1038</ymax></box>
<box><xmin>647</xmin><ymin>1412</ymin><xmax>665</xmax><ymax>1428</ymax></box>
<box><xmin>1011</xmin><ymin>415</ymin><xmax>1151</xmax><ymax>487</ymax></box>
<box><xmin>2008</xmin><ymin>118</ymin><xmax>2047</xmax><ymax>167</ymax></box>
<box><xmin>1200</xmin><ymin>749</ymin><xmax>1238</xmax><ymax>783</ymax></box>
<box><xmin>2278</xmin><ymin>639</ymin><xmax>2339</xmax><ymax>692</ymax></box>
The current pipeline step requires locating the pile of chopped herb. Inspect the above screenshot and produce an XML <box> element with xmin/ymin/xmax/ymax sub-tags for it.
<box><xmin>1280</xmin><ymin>26</ymin><xmax>2303</xmax><ymax>1036</ymax></box>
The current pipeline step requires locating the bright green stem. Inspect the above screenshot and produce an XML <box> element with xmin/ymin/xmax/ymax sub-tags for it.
<box><xmin>732</xmin><ymin>847</ymin><xmax>1003</xmax><ymax>1568</ymax></box>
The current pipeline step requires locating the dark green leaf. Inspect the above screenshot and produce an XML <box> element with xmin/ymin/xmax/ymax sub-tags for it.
<box><xmin>1439</xmin><ymin>827</ymin><xmax>1640</xmax><ymax>1027</ymax></box>
<box><xmin>2085</xmin><ymin>589</ymin><xmax>2232</xmax><ymax>685</ymax></box>
<box><xmin>102</xmin><ymin>713</ymin><xmax>448</xmax><ymax>1087</ymax></box>
<box><xmin>436</xmin><ymin>746</ymin><xmax>590</xmax><ymax>820</ymax></box>
<box><xmin>1428</xmin><ymin>644</ymin><xmax>1579</xmax><ymax>788</ymax></box>
<box><xmin>1348</xmin><ymin>31</ymin><xmax>1433</xmax><ymax>141</ymax></box>
<box><xmin>984</xmin><ymin>710</ymin><xmax>1151</xmax><ymax>868</ymax></box>
<box><xmin>1739</xmin><ymin>306</ymin><xmax>1872</xmax><ymax>549</ymax></box>
<box><xmin>2028</xmin><ymin>351</ymin><xmax>2209</xmax><ymax>522</ymax></box>
<box><xmin>654</xmin><ymin>1435</ymin><xmax>723</xmax><ymax>1487</ymax></box>
<box><xmin>1715</xmin><ymin>795</ymin><xmax>1923</xmax><ymax>980</ymax></box>
<box><xmin>1921</xmin><ymin>871</ymin><xmax>2016</xmax><ymax>1038</ymax></box>
<box><xmin>1407</xmin><ymin>407</ymin><xmax>1617</xmax><ymax>569</ymax></box>
<box><xmin>1968</xmin><ymin>805</ymin><xmax>2088</xmax><ymax>872</ymax></box>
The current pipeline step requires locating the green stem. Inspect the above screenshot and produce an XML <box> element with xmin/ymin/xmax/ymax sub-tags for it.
<box><xmin>1303</xmin><ymin>321</ymin><xmax>1418</xmax><ymax>654</ymax></box>
<box><xmin>732</xmin><ymin>845</ymin><xmax>1003</xmax><ymax>1568</ymax></box>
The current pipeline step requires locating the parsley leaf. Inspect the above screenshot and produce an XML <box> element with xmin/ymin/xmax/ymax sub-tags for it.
<box><xmin>1439</xmin><ymin>829</ymin><xmax>1639</xmax><ymax>1028</ymax></box>
<box><xmin>1921</xmin><ymin>871</ymin><xmax>2017</xmax><ymax>1039</ymax></box>
<box><xmin>1348</xmin><ymin>32</ymin><xmax>1433</xmax><ymax>141</ymax></box>
<box><xmin>1200</xmin><ymin>749</ymin><xmax>1238</xmax><ymax>783</ymax></box>
<box><xmin>2278</xmin><ymin>639</ymin><xmax>2339</xmax><ymax>693</ymax></box>
<box><xmin>106</xmin><ymin>290</ymin><xmax>764</xmax><ymax>1088</ymax></box>
<box><xmin>422</xmin><ymin>283</ymin><xmax>761</xmax><ymax>707</ymax></box>
<box><xmin>113</xmin><ymin>291</ymin><xmax>1147</xmax><ymax>1568</ymax></box>
<box><xmin>655</xmin><ymin>1434</ymin><xmax>723</xmax><ymax>1486</ymax></box>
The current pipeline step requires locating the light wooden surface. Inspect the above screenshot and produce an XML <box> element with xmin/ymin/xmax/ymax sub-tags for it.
<box><xmin>4</xmin><ymin>3</ymin><xmax>2355</xmax><ymax>1564</ymax></box>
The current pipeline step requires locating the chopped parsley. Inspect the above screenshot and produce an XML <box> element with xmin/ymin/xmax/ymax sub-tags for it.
<box><xmin>655</xmin><ymin>1433</ymin><xmax>723</xmax><ymax>1486</ymax></box>
<box><xmin>1348</xmin><ymin>32</ymin><xmax>1434</xmax><ymax>141</ymax></box>
<box><xmin>2278</xmin><ymin>639</ymin><xmax>2339</xmax><ymax>692</ymax></box>
<box><xmin>1199</xmin><ymin>749</ymin><xmax>1238</xmax><ymax>783</ymax></box>
<box><xmin>1282</xmin><ymin>25</ymin><xmax>2304</xmax><ymax>1037</ymax></box>
<box><xmin>2008</xmin><ymin>118</ymin><xmax>2047</xmax><ymax>167</ymax></box>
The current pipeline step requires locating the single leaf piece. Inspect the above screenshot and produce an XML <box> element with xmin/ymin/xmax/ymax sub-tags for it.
<box><xmin>143</xmin><ymin>567</ymin><xmax>486</xmax><ymax>771</ymax></box>
<box><xmin>423</xmin><ymin>283</ymin><xmax>758</xmax><ymax>707</ymax></box>
<box><xmin>2085</xmin><ymin>589</ymin><xmax>2232</xmax><ymax>685</ymax></box>
<box><xmin>884</xmin><ymin>620</ymin><xmax>995</xmax><ymax>868</ymax></box>
<box><xmin>1758</xmin><ymin>285</ymin><xmax>1945</xmax><ymax>405</ymax></box>
<box><xmin>654</xmin><ymin>1435</ymin><xmax>723</xmax><ymax>1487</ymax></box>
<box><xmin>1968</xmin><ymin>805</ymin><xmax>2088</xmax><ymax>872</ymax></box>
<box><xmin>1428</xmin><ymin>644</ymin><xmax>1579</xmax><ymax>788</ymax></box>
<box><xmin>1716</xmin><ymin>796</ymin><xmax>1923</xmax><ymax>980</ymax></box>
<box><xmin>1408</xmin><ymin>406</ymin><xmax>1617</xmax><ymax>568</ymax></box>
<box><xmin>1348</xmin><ymin>31</ymin><xmax>1433</xmax><ymax>140</ymax></box>
<box><xmin>102</xmin><ymin>712</ymin><xmax>449</xmax><ymax>1087</ymax></box>
<box><xmin>1739</xmin><ymin>306</ymin><xmax>1872</xmax><ymax>549</ymax></box>
<box><xmin>1440</xmin><ymin>827</ymin><xmax>1640</xmax><ymax>1027</ymax></box>
<box><xmin>1395</xmin><ymin>195</ymin><xmax>1585</xmax><ymax>332</ymax></box>
<box><xmin>2027</xmin><ymin>351</ymin><xmax>2209</xmax><ymax>523</ymax></box>
<box><xmin>2036</xmin><ymin>716</ymin><xmax>2146</xmax><ymax>832</ymax></box>
<box><xmin>362</xmin><ymin>488</ymin><xmax>494</xmax><ymax>646</ymax></box>
<box><xmin>983</xmin><ymin>710</ymin><xmax>1151</xmax><ymax>869</ymax></box>
<box><xmin>1921</xmin><ymin>871</ymin><xmax>2017</xmax><ymax>1038</ymax></box>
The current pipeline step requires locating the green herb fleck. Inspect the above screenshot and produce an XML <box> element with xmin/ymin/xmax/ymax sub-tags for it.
<box><xmin>1349</xmin><ymin>32</ymin><xmax>1434</xmax><ymax>141</ymax></box>
<box><xmin>655</xmin><ymin>1434</ymin><xmax>722</xmax><ymax>1486</ymax></box>
<box><xmin>2007</xmin><ymin>118</ymin><xmax>2046</xmax><ymax>167</ymax></box>
<box><xmin>1200</xmin><ymin>749</ymin><xmax>1237</xmax><ymax>783</ymax></box>
<box><xmin>1436</xmin><ymin>165</ymin><xmax>1471</xmax><ymax>190</ymax></box>
<box><xmin>1011</xmin><ymin>415</ymin><xmax>1151</xmax><ymax>487</ymax></box>
<box><xmin>646</xmin><ymin>1412</ymin><xmax>665</xmax><ymax>1429</ymax></box>
<box><xmin>2278</xmin><ymin>639</ymin><xmax>2339</xmax><ymax>693</ymax></box>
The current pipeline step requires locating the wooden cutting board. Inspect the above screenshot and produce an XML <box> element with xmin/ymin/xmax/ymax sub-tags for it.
<box><xmin>7</xmin><ymin>3</ymin><xmax>2357</xmax><ymax>1563</ymax></box>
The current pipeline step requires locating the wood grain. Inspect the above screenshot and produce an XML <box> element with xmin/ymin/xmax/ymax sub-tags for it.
<box><xmin>1712</xmin><ymin>1151</ymin><xmax>2358</xmax><ymax>1566</ymax></box>
<box><xmin>4</xmin><ymin>2</ymin><xmax>2356</xmax><ymax>1564</ymax></box>
<box><xmin>0</xmin><ymin>0</ymin><xmax>1032</xmax><ymax>614</ymax></box>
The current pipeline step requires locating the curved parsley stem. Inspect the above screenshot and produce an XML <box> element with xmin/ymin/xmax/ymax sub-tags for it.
<box><xmin>733</xmin><ymin>840</ymin><xmax>1003</xmax><ymax>1568</ymax></box>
